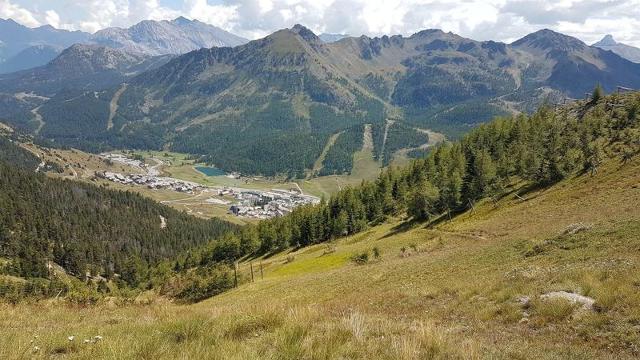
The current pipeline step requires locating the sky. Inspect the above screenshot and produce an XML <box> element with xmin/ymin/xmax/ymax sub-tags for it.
<box><xmin>1</xmin><ymin>0</ymin><xmax>640</xmax><ymax>46</ymax></box>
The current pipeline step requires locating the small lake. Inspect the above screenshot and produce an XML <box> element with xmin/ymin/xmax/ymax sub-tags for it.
<box><xmin>195</xmin><ymin>166</ymin><xmax>226</xmax><ymax>177</ymax></box>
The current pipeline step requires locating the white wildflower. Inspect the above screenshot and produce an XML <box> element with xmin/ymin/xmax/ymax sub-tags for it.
<box><xmin>68</xmin><ymin>336</ymin><xmax>75</xmax><ymax>341</ymax></box>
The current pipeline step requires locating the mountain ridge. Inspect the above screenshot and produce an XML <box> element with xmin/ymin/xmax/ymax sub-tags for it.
<box><xmin>593</xmin><ymin>34</ymin><xmax>640</xmax><ymax>63</ymax></box>
<box><xmin>0</xmin><ymin>17</ymin><xmax>248</xmax><ymax>74</ymax></box>
<box><xmin>92</xmin><ymin>16</ymin><xmax>248</xmax><ymax>55</ymax></box>
<box><xmin>0</xmin><ymin>18</ymin><xmax>91</xmax><ymax>73</ymax></box>
<box><xmin>0</xmin><ymin>44</ymin><xmax>173</xmax><ymax>96</ymax></box>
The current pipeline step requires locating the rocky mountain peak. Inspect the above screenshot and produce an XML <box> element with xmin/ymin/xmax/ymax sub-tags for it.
<box><xmin>594</xmin><ymin>35</ymin><xmax>617</xmax><ymax>47</ymax></box>
<box><xmin>592</xmin><ymin>34</ymin><xmax>640</xmax><ymax>63</ymax></box>
<box><xmin>291</xmin><ymin>24</ymin><xmax>320</xmax><ymax>43</ymax></box>
<box><xmin>172</xmin><ymin>16</ymin><xmax>192</xmax><ymax>25</ymax></box>
<box><xmin>50</xmin><ymin>44</ymin><xmax>145</xmax><ymax>72</ymax></box>
<box><xmin>512</xmin><ymin>28</ymin><xmax>585</xmax><ymax>51</ymax></box>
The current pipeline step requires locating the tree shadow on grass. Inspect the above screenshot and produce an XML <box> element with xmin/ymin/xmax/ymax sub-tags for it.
<box><xmin>378</xmin><ymin>218</ymin><xmax>422</xmax><ymax>240</ymax></box>
<box><xmin>514</xmin><ymin>179</ymin><xmax>562</xmax><ymax>202</ymax></box>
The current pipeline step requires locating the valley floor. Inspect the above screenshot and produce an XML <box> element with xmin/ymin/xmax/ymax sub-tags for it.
<box><xmin>2</xmin><ymin>158</ymin><xmax>639</xmax><ymax>359</ymax></box>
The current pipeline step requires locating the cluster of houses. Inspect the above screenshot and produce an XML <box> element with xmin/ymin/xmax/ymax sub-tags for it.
<box><xmin>97</xmin><ymin>153</ymin><xmax>320</xmax><ymax>219</ymax></box>
<box><xmin>228</xmin><ymin>189</ymin><xmax>320</xmax><ymax>219</ymax></box>
<box><xmin>101</xmin><ymin>153</ymin><xmax>144</xmax><ymax>169</ymax></box>
<box><xmin>97</xmin><ymin>171</ymin><xmax>203</xmax><ymax>193</ymax></box>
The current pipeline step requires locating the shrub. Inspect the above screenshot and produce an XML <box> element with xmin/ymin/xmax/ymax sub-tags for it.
<box><xmin>372</xmin><ymin>247</ymin><xmax>381</xmax><ymax>259</ymax></box>
<box><xmin>162</xmin><ymin>265</ymin><xmax>234</xmax><ymax>303</ymax></box>
<box><xmin>351</xmin><ymin>251</ymin><xmax>369</xmax><ymax>265</ymax></box>
<box><xmin>591</xmin><ymin>84</ymin><xmax>603</xmax><ymax>104</ymax></box>
<box><xmin>400</xmin><ymin>247</ymin><xmax>408</xmax><ymax>257</ymax></box>
<box><xmin>323</xmin><ymin>244</ymin><xmax>337</xmax><ymax>255</ymax></box>
<box><xmin>65</xmin><ymin>287</ymin><xmax>101</xmax><ymax>305</ymax></box>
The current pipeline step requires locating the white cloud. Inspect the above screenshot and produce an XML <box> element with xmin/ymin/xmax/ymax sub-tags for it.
<box><xmin>184</xmin><ymin>0</ymin><xmax>239</xmax><ymax>30</ymax></box>
<box><xmin>44</xmin><ymin>10</ymin><xmax>60</xmax><ymax>28</ymax></box>
<box><xmin>0</xmin><ymin>0</ymin><xmax>41</xmax><ymax>27</ymax></box>
<box><xmin>3</xmin><ymin>0</ymin><xmax>640</xmax><ymax>47</ymax></box>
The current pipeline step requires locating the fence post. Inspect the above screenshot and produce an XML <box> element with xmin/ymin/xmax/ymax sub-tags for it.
<box><xmin>250</xmin><ymin>262</ymin><xmax>254</xmax><ymax>282</ymax></box>
<box><xmin>234</xmin><ymin>262</ymin><xmax>238</xmax><ymax>288</ymax></box>
<box><xmin>260</xmin><ymin>262</ymin><xmax>264</xmax><ymax>280</ymax></box>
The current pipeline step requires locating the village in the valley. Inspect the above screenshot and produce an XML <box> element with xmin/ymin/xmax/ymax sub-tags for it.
<box><xmin>97</xmin><ymin>153</ymin><xmax>320</xmax><ymax>219</ymax></box>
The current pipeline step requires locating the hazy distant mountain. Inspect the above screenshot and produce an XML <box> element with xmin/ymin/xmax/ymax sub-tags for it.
<box><xmin>0</xmin><ymin>17</ymin><xmax>248</xmax><ymax>73</ymax></box>
<box><xmin>593</xmin><ymin>35</ymin><xmax>640</xmax><ymax>63</ymax></box>
<box><xmin>92</xmin><ymin>17</ymin><xmax>248</xmax><ymax>55</ymax></box>
<box><xmin>0</xmin><ymin>18</ymin><xmax>90</xmax><ymax>73</ymax></box>
<box><xmin>319</xmin><ymin>33</ymin><xmax>349</xmax><ymax>43</ymax></box>
<box><xmin>0</xmin><ymin>44</ymin><xmax>62</xmax><ymax>73</ymax></box>
<box><xmin>0</xmin><ymin>44</ymin><xmax>173</xmax><ymax>96</ymax></box>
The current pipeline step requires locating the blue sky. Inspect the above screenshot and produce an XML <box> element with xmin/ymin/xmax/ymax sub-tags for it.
<box><xmin>1</xmin><ymin>0</ymin><xmax>640</xmax><ymax>46</ymax></box>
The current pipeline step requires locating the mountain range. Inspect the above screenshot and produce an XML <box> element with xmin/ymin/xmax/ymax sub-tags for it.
<box><xmin>1</xmin><ymin>24</ymin><xmax>640</xmax><ymax>177</ymax></box>
<box><xmin>0</xmin><ymin>17</ymin><xmax>247</xmax><ymax>74</ymax></box>
<box><xmin>91</xmin><ymin>17</ymin><xmax>248</xmax><ymax>56</ymax></box>
<box><xmin>593</xmin><ymin>35</ymin><xmax>640</xmax><ymax>63</ymax></box>
<box><xmin>0</xmin><ymin>44</ymin><xmax>174</xmax><ymax>96</ymax></box>
<box><xmin>0</xmin><ymin>18</ymin><xmax>90</xmax><ymax>73</ymax></box>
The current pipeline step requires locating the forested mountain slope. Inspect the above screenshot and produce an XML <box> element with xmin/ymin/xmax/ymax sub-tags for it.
<box><xmin>0</xmin><ymin>135</ymin><xmax>237</xmax><ymax>287</ymax></box>
<box><xmin>0</xmin><ymin>134</ymin><xmax>40</xmax><ymax>170</ymax></box>
<box><xmin>0</xmin><ymin>44</ymin><xmax>173</xmax><ymax>135</ymax></box>
<box><xmin>7</xmin><ymin>26</ymin><xmax>639</xmax><ymax>177</ymax></box>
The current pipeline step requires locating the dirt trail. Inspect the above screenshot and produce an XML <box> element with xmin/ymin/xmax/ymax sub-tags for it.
<box><xmin>378</xmin><ymin>119</ymin><xmax>396</xmax><ymax>164</ymax></box>
<box><xmin>390</xmin><ymin>127</ymin><xmax>446</xmax><ymax>165</ymax></box>
<box><xmin>379</xmin><ymin>120</ymin><xmax>394</xmax><ymax>159</ymax></box>
<box><xmin>311</xmin><ymin>131</ymin><xmax>344</xmax><ymax>176</ymax></box>
<box><xmin>362</xmin><ymin>124</ymin><xmax>374</xmax><ymax>151</ymax></box>
<box><xmin>414</xmin><ymin>128</ymin><xmax>445</xmax><ymax>149</ymax></box>
<box><xmin>31</xmin><ymin>106</ymin><xmax>45</xmax><ymax>134</ymax></box>
<box><xmin>107</xmin><ymin>83</ymin><xmax>128</xmax><ymax>130</ymax></box>
<box><xmin>291</xmin><ymin>182</ymin><xmax>304</xmax><ymax>194</ymax></box>
<box><xmin>147</xmin><ymin>158</ymin><xmax>164</xmax><ymax>176</ymax></box>
<box><xmin>160</xmin><ymin>192</ymin><xmax>203</xmax><ymax>204</ymax></box>
<box><xmin>69</xmin><ymin>165</ymin><xmax>78</xmax><ymax>178</ymax></box>
<box><xmin>159</xmin><ymin>215</ymin><xmax>167</xmax><ymax>229</ymax></box>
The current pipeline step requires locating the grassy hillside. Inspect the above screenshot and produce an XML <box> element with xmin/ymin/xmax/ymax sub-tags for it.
<box><xmin>2</xmin><ymin>154</ymin><xmax>638</xmax><ymax>359</ymax></box>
